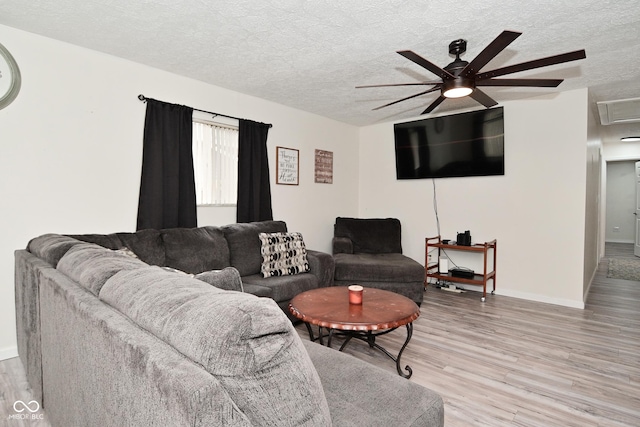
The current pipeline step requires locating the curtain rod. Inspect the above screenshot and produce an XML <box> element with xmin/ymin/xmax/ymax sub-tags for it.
<box><xmin>137</xmin><ymin>94</ymin><xmax>272</xmax><ymax>128</ymax></box>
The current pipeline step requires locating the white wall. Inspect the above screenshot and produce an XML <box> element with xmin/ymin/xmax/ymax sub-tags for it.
<box><xmin>358</xmin><ymin>89</ymin><xmax>589</xmax><ymax>308</ymax></box>
<box><xmin>603</xmin><ymin>140</ymin><xmax>640</xmax><ymax>161</ymax></box>
<box><xmin>0</xmin><ymin>24</ymin><xmax>359</xmax><ymax>358</ymax></box>
<box><xmin>583</xmin><ymin>100</ymin><xmax>602</xmax><ymax>299</ymax></box>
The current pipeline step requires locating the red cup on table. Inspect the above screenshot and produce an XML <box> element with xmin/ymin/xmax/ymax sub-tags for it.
<box><xmin>348</xmin><ymin>285</ymin><xmax>363</xmax><ymax>305</ymax></box>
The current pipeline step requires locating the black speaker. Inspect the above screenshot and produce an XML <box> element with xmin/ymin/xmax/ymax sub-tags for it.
<box><xmin>456</xmin><ymin>230</ymin><xmax>472</xmax><ymax>246</ymax></box>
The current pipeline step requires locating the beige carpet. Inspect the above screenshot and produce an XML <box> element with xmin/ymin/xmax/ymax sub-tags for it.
<box><xmin>607</xmin><ymin>258</ymin><xmax>640</xmax><ymax>281</ymax></box>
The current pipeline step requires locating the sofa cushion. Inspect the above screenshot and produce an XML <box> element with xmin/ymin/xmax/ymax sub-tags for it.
<box><xmin>67</xmin><ymin>233</ymin><xmax>123</xmax><ymax>250</ymax></box>
<box><xmin>221</xmin><ymin>221</ymin><xmax>287</xmax><ymax>276</ymax></box>
<box><xmin>27</xmin><ymin>234</ymin><xmax>86</xmax><ymax>267</ymax></box>
<box><xmin>195</xmin><ymin>267</ymin><xmax>244</xmax><ymax>292</ymax></box>
<box><xmin>57</xmin><ymin>244</ymin><xmax>149</xmax><ymax>296</ymax></box>
<box><xmin>242</xmin><ymin>273</ymin><xmax>318</xmax><ymax>302</ymax></box>
<box><xmin>115</xmin><ymin>229</ymin><xmax>165</xmax><ymax>266</ymax></box>
<box><xmin>161</xmin><ymin>226</ymin><xmax>230</xmax><ymax>274</ymax></box>
<box><xmin>70</xmin><ymin>229</ymin><xmax>166</xmax><ymax>266</ymax></box>
<box><xmin>334</xmin><ymin>217</ymin><xmax>403</xmax><ymax>254</ymax></box>
<box><xmin>302</xmin><ymin>340</ymin><xmax>444</xmax><ymax>426</ymax></box>
<box><xmin>334</xmin><ymin>253</ymin><xmax>424</xmax><ymax>282</ymax></box>
<box><xmin>241</xmin><ymin>283</ymin><xmax>273</xmax><ymax>298</ymax></box>
<box><xmin>99</xmin><ymin>267</ymin><xmax>331</xmax><ymax>426</ymax></box>
<box><xmin>259</xmin><ymin>232</ymin><xmax>310</xmax><ymax>278</ymax></box>
<box><xmin>114</xmin><ymin>247</ymin><xmax>139</xmax><ymax>259</ymax></box>
<box><xmin>332</xmin><ymin>279</ymin><xmax>424</xmax><ymax>305</ymax></box>
<box><xmin>160</xmin><ymin>266</ymin><xmax>195</xmax><ymax>276</ymax></box>
<box><xmin>332</xmin><ymin>236</ymin><xmax>353</xmax><ymax>255</ymax></box>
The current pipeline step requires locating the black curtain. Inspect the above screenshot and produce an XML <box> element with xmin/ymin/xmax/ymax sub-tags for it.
<box><xmin>237</xmin><ymin>119</ymin><xmax>273</xmax><ymax>223</ymax></box>
<box><xmin>136</xmin><ymin>99</ymin><xmax>197</xmax><ymax>230</ymax></box>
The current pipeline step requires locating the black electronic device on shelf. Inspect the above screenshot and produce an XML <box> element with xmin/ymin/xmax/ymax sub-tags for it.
<box><xmin>450</xmin><ymin>267</ymin><xmax>475</xmax><ymax>279</ymax></box>
<box><xmin>456</xmin><ymin>230</ymin><xmax>472</xmax><ymax>246</ymax></box>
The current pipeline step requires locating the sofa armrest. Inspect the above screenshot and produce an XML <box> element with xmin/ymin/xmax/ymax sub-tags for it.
<box><xmin>332</xmin><ymin>237</ymin><xmax>353</xmax><ymax>255</ymax></box>
<box><xmin>301</xmin><ymin>340</ymin><xmax>444</xmax><ymax>426</ymax></box>
<box><xmin>306</xmin><ymin>250</ymin><xmax>335</xmax><ymax>288</ymax></box>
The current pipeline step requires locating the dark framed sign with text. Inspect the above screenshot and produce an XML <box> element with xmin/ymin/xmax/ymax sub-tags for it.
<box><xmin>314</xmin><ymin>149</ymin><xmax>333</xmax><ymax>184</ymax></box>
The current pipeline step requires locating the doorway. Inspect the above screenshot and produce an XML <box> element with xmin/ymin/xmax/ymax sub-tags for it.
<box><xmin>605</xmin><ymin>160</ymin><xmax>636</xmax><ymax>245</ymax></box>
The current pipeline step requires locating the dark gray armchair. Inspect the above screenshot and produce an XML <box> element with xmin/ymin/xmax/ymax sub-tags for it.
<box><xmin>332</xmin><ymin>217</ymin><xmax>424</xmax><ymax>305</ymax></box>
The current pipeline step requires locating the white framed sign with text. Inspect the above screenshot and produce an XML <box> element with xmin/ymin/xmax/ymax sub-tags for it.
<box><xmin>276</xmin><ymin>146</ymin><xmax>299</xmax><ymax>185</ymax></box>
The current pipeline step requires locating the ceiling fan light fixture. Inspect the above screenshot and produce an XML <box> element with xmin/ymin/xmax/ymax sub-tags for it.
<box><xmin>443</xmin><ymin>86</ymin><xmax>473</xmax><ymax>98</ymax></box>
<box><xmin>442</xmin><ymin>78</ymin><xmax>474</xmax><ymax>98</ymax></box>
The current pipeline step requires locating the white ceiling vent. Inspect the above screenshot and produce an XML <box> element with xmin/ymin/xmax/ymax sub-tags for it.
<box><xmin>597</xmin><ymin>97</ymin><xmax>640</xmax><ymax>125</ymax></box>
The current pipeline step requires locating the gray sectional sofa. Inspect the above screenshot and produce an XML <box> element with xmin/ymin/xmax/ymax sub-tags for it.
<box><xmin>15</xmin><ymin>221</ymin><xmax>444</xmax><ymax>426</ymax></box>
<box><xmin>67</xmin><ymin>220</ymin><xmax>335</xmax><ymax>316</ymax></box>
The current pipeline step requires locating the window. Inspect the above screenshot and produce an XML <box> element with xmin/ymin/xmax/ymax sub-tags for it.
<box><xmin>192</xmin><ymin>118</ymin><xmax>239</xmax><ymax>206</ymax></box>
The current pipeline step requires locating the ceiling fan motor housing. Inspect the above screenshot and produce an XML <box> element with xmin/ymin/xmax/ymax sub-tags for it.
<box><xmin>444</xmin><ymin>58</ymin><xmax>469</xmax><ymax>76</ymax></box>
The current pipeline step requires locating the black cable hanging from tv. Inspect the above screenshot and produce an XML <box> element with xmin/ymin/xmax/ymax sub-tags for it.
<box><xmin>137</xmin><ymin>94</ymin><xmax>272</xmax><ymax>128</ymax></box>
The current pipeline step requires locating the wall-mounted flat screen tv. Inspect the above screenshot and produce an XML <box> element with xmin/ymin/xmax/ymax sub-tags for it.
<box><xmin>394</xmin><ymin>107</ymin><xmax>504</xmax><ymax>179</ymax></box>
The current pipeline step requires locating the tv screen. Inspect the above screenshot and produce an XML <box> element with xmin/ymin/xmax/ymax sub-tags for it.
<box><xmin>394</xmin><ymin>107</ymin><xmax>504</xmax><ymax>179</ymax></box>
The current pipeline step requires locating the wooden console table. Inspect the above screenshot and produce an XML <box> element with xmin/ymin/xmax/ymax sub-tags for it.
<box><xmin>425</xmin><ymin>236</ymin><xmax>497</xmax><ymax>301</ymax></box>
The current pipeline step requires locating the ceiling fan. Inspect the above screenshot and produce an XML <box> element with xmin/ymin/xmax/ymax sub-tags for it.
<box><xmin>357</xmin><ymin>30</ymin><xmax>586</xmax><ymax>114</ymax></box>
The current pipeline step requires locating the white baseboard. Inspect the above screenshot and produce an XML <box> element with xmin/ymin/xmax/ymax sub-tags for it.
<box><xmin>451</xmin><ymin>284</ymin><xmax>585</xmax><ymax>309</ymax></box>
<box><xmin>0</xmin><ymin>346</ymin><xmax>18</xmax><ymax>361</ymax></box>
<box><xmin>497</xmin><ymin>288</ymin><xmax>585</xmax><ymax>309</ymax></box>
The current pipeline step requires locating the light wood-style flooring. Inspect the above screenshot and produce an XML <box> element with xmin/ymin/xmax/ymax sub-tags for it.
<box><xmin>0</xmin><ymin>357</ymin><xmax>48</xmax><ymax>426</ymax></box>
<box><xmin>1</xmin><ymin>243</ymin><xmax>638</xmax><ymax>426</ymax></box>
<box><xmin>295</xmin><ymin>242</ymin><xmax>640</xmax><ymax>426</ymax></box>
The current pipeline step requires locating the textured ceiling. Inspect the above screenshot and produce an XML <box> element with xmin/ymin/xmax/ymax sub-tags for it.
<box><xmin>1</xmin><ymin>0</ymin><xmax>640</xmax><ymax>141</ymax></box>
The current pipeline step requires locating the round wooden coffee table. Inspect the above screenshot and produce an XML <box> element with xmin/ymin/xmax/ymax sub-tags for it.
<box><xmin>289</xmin><ymin>286</ymin><xmax>420</xmax><ymax>378</ymax></box>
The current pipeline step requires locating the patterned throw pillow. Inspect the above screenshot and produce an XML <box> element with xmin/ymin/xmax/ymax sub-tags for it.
<box><xmin>259</xmin><ymin>232</ymin><xmax>310</xmax><ymax>278</ymax></box>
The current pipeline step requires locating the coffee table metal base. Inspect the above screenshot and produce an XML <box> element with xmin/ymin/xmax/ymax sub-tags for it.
<box><xmin>304</xmin><ymin>322</ymin><xmax>414</xmax><ymax>379</ymax></box>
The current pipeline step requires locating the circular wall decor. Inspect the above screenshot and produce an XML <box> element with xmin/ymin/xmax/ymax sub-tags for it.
<box><xmin>0</xmin><ymin>42</ymin><xmax>21</xmax><ymax>109</ymax></box>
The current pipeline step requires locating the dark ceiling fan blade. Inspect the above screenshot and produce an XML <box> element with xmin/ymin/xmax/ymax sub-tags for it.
<box><xmin>356</xmin><ymin>81</ymin><xmax>442</xmax><ymax>89</ymax></box>
<box><xmin>397</xmin><ymin>50</ymin><xmax>456</xmax><ymax>80</ymax></box>
<box><xmin>476</xmin><ymin>49</ymin><xmax>586</xmax><ymax>80</ymax></box>
<box><xmin>461</xmin><ymin>30</ymin><xmax>521</xmax><ymax>77</ymax></box>
<box><xmin>470</xmin><ymin>89</ymin><xmax>498</xmax><ymax>108</ymax></box>
<box><xmin>476</xmin><ymin>78</ymin><xmax>563</xmax><ymax>87</ymax></box>
<box><xmin>372</xmin><ymin>86</ymin><xmax>441</xmax><ymax>111</ymax></box>
<box><xmin>421</xmin><ymin>95</ymin><xmax>446</xmax><ymax>114</ymax></box>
